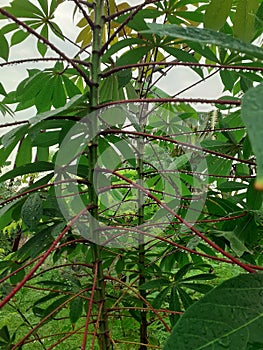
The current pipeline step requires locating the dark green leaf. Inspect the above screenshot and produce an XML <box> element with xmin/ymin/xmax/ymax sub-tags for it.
<box><xmin>139</xmin><ymin>278</ymin><xmax>170</xmax><ymax>290</ymax></box>
<box><xmin>10</xmin><ymin>263</ymin><xmax>25</xmax><ymax>284</ymax></box>
<box><xmin>52</xmin><ymin>75</ymin><xmax>67</xmax><ymax>108</ymax></box>
<box><xmin>69</xmin><ymin>297</ymin><xmax>83</xmax><ymax>324</ymax></box>
<box><xmin>177</xmin><ymin>287</ymin><xmax>193</xmax><ymax>309</ymax></box>
<box><xmin>11</xmin><ymin>30</ymin><xmax>30</xmax><ymax>46</ymax></box>
<box><xmin>0</xmin><ymin>161</ymin><xmax>54</xmax><ymax>183</ymax></box>
<box><xmin>152</xmin><ymin>286</ymin><xmax>171</xmax><ymax>309</ymax></box>
<box><xmin>169</xmin><ymin>286</ymin><xmax>181</xmax><ymax>327</ymax></box>
<box><xmin>164</xmin><ymin>274</ymin><xmax>263</xmax><ymax>350</ymax></box>
<box><xmin>181</xmin><ymin>282</ymin><xmax>213</xmax><ymax>294</ymax></box>
<box><xmin>116</xmin><ymin>46</ymin><xmax>151</xmax><ymax>67</ymax></box>
<box><xmin>143</xmin><ymin>23</ymin><xmax>263</xmax><ymax>60</ymax></box>
<box><xmin>0</xmin><ymin>326</ymin><xmax>10</xmax><ymax>343</ymax></box>
<box><xmin>0</xmin><ymin>30</ymin><xmax>9</xmax><ymax>61</ymax></box>
<box><xmin>21</xmin><ymin>193</ymin><xmax>43</xmax><ymax>229</ymax></box>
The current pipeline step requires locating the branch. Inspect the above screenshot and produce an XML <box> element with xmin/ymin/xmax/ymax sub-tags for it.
<box><xmin>71</xmin><ymin>0</ymin><xmax>94</xmax><ymax>29</ymax></box>
<box><xmin>97</xmin><ymin>97</ymin><xmax>241</xmax><ymax>108</ymax></box>
<box><xmin>100</xmin><ymin>129</ymin><xmax>254</xmax><ymax>166</ymax></box>
<box><xmin>101</xmin><ymin>60</ymin><xmax>263</xmax><ymax>78</ymax></box>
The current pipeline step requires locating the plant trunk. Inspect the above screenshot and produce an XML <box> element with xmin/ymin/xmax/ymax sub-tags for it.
<box><xmin>137</xmin><ymin>114</ymin><xmax>148</xmax><ymax>350</ymax></box>
<box><xmin>88</xmin><ymin>1</ymin><xmax>110</xmax><ymax>349</ymax></box>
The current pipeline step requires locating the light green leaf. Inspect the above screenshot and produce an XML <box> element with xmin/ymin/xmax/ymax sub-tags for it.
<box><xmin>143</xmin><ymin>23</ymin><xmax>263</xmax><ymax>60</ymax></box>
<box><xmin>164</xmin><ymin>274</ymin><xmax>263</xmax><ymax>350</ymax></box>
<box><xmin>233</xmin><ymin>0</ymin><xmax>259</xmax><ymax>42</ymax></box>
<box><xmin>101</xmin><ymin>106</ymin><xmax>126</xmax><ymax>126</ymax></box>
<box><xmin>204</xmin><ymin>0</ymin><xmax>233</xmax><ymax>30</ymax></box>
<box><xmin>241</xmin><ymin>83</ymin><xmax>263</xmax><ymax>189</ymax></box>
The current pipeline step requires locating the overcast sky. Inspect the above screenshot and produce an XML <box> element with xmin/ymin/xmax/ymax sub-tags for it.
<box><xmin>0</xmin><ymin>0</ymin><xmax>223</xmax><ymax>125</ymax></box>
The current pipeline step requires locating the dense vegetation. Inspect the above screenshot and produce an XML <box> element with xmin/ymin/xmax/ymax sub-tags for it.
<box><xmin>1</xmin><ymin>0</ymin><xmax>263</xmax><ymax>349</ymax></box>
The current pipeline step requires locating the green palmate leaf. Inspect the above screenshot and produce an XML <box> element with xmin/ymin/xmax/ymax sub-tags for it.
<box><xmin>62</xmin><ymin>76</ymin><xmax>81</xmax><ymax>98</ymax></box>
<box><xmin>233</xmin><ymin>0</ymin><xmax>259</xmax><ymax>42</ymax></box>
<box><xmin>7</xmin><ymin>0</ymin><xmax>44</xmax><ymax>18</ymax></box>
<box><xmin>241</xmin><ymin>83</ymin><xmax>263</xmax><ymax>189</ymax></box>
<box><xmin>30</xmin><ymin>94</ymin><xmax>84</xmax><ymax>125</ymax></box>
<box><xmin>0</xmin><ymin>30</ymin><xmax>9</xmax><ymax>61</ymax></box>
<box><xmin>36</xmin><ymin>76</ymin><xmax>54</xmax><ymax>112</ymax></box>
<box><xmin>31</xmin><ymin>130</ymin><xmax>61</xmax><ymax>147</ymax></box>
<box><xmin>164</xmin><ymin>274</ymin><xmax>263</xmax><ymax>350</ymax></box>
<box><xmin>102</xmin><ymin>38</ymin><xmax>146</xmax><ymax>63</ymax></box>
<box><xmin>143</xmin><ymin>23</ymin><xmax>263</xmax><ymax>60</ymax></box>
<box><xmin>204</xmin><ymin>0</ymin><xmax>233</xmax><ymax>30</ymax></box>
<box><xmin>21</xmin><ymin>193</ymin><xmax>43</xmax><ymax>229</ymax></box>
<box><xmin>38</xmin><ymin>0</ymin><xmax>48</xmax><ymax>15</ymax></box>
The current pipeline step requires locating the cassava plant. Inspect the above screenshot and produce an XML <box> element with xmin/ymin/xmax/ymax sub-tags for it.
<box><xmin>1</xmin><ymin>0</ymin><xmax>263</xmax><ymax>349</ymax></box>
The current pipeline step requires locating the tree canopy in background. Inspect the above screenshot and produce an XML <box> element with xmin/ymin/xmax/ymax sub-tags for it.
<box><xmin>0</xmin><ymin>0</ymin><xmax>263</xmax><ymax>349</ymax></box>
